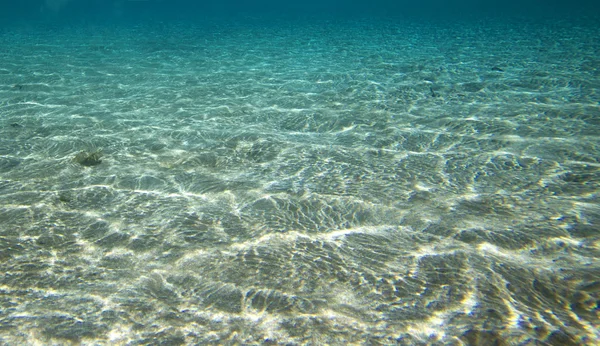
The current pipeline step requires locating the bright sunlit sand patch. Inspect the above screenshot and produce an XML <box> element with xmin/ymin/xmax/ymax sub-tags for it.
<box><xmin>107</xmin><ymin>324</ymin><xmax>133</xmax><ymax>344</ymax></box>
<box><xmin>404</xmin><ymin>315</ymin><xmax>446</xmax><ymax>342</ymax></box>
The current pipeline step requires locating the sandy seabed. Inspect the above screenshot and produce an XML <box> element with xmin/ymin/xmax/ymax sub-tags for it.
<box><xmin>0</xmin><ymin>16</ymin><xmax>599</xmax><ymax>345</ymax></box>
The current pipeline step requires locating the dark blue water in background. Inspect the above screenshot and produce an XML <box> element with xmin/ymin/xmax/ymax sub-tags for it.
<box><xmin>2</xmin><ymin>0</ymin><xmax>600</xmax><ymax>20</ymax></box>
<box><xmin>1</xmin><ymin>1</ymin><xmax>599</xmax><ymax>345</ymax></box>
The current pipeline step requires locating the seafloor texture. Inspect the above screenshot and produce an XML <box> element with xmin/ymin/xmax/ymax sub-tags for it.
<box><xmin>0</xmin><ymin>18</ymin><xmax>599</xmax><ymax>345</ymax></box>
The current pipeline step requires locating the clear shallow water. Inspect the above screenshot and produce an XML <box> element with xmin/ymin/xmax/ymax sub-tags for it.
<box><xmin>0</xmin><ymin>17</ymin><xmax>599</xmax><ymax>345</ymax></box>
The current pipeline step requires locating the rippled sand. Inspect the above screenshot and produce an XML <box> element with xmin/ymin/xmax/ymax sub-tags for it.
<box><xmin>0</xmin><ymin>17</ymin><xmax>598</xmax><ymax>345</ymax></box>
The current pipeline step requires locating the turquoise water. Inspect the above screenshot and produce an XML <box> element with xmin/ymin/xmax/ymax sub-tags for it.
<box><xmin>0</xmin><ymin>12</ymin><xmax>599</xmax><ymax>346</ymax></box>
